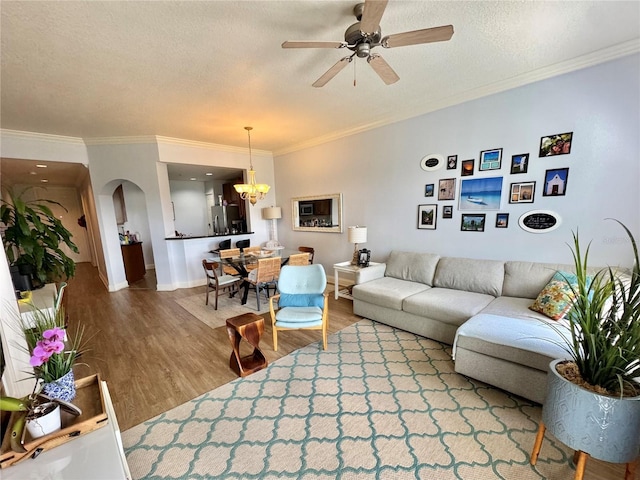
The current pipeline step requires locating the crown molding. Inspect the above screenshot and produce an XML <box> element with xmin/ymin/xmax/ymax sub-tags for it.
<box><xmin>0</xmin><ymin>129</ymin><xmax>85</xmax><ymax>145</ymax></box>
<box><xmin>83</xmin><ymin>135</ymin><xmax>159</xmax><ymax>146</ymax></box>
<box><xmin>274</xmin><ymin>40</ymin><xmax>640</xmax><ymax>156</ymax></box>
<box><xmin>154</xmin><ymin>136</ymin><xmax>271</xmax><ymax>157</ymax></box>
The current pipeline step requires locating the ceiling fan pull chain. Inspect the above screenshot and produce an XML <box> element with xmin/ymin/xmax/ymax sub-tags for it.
<box><xmin>353</xmin><ymin>58</ymin><xmax>357</xmax><ymax>87</ymax></box>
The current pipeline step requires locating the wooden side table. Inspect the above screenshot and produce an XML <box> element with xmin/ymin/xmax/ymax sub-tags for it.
<box><xmin>226</xmin><ymin>313</ymin><xmax>268</xmax><ymax>377</ymax></box>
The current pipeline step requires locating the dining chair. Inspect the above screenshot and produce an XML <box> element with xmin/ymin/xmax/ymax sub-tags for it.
<box><xmin>202</xmin><ymin>260</ymin><xmax>242</xmax><ymax>310</ymax></box>
<box><xmin>298</xmin><ymin>246</ymin><xmax>315</xmax><ymax>264</ymax></box>
<box><xmin>218</xmin><ymin>238</ymin><xmax>231</xmax><ymax>250</ymax></box>
<box><xmin>235</xmin><ymin>239</ymin><xmax>250</xmax><ymax>252</ymax></box>
<box><xmin>243</xmin><ymin>246</ymin><xmax>262</xmax><ymax>255</ymax></box>
<box><xmin>269</xmin><ymin>265</ymin><xmax>329</xmax><ymax>351</ymax></box>
<box><xmin>244</xmin><ymin>257</ymin><xmax>281</xmax><ymax>311</ymax></box>
<box><xmin>288</xmin><ymin>252</ymin><xmax>310</xmax><ymax>266</ymax></box>
<box><xmin>219</xmin><ymin>248</ymin><xmax>241</xmax><ymax>276</ymax></box>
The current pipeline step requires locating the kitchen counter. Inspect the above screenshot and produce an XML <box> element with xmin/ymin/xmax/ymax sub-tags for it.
<box><xmin>165</xmin><ymin>232</ymin><xmax>254</xmax><ymax>240</ymax></box>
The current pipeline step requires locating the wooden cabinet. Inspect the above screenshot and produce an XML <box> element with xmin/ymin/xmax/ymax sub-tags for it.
<box><xmin>314</xmin><ymin>199</ymin><xmax>331</xmax><ymax>215</ymax></box>
<box><xmin>121</xmin><ymin>242</ymin><xmax>145</xmax><ymax>284</ymax></box>
<box><xmin>223</xmin><ymin>178</ymin><xmax>246</xmax><ymax>219</ymax></box>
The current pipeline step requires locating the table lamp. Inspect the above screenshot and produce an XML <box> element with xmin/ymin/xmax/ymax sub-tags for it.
<box><xmin>262</xmin><ymin>206</ymin><xmax>283</xmax><ymax>249</ymax></box>
<box><xmin>348</xmin><ymin>226</ymin><xmax>367</xmax><ymax>265</ymax></box>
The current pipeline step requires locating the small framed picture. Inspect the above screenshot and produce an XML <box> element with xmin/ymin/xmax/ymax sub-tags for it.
<box><xmin>442</xmin><ymin>205</ymin><xmax>453</xmax><ymax>219</ymax></box>
<box><xmin>509</xmin><ymin>181</ymin><xmax>536</xmax><ymax>204</ymax></box>
<box><xmin>418</xmin><ymin>204</ymin><xmax>437</xmax><ymax>230</ymax></box>
<box><xmin>510</xmin><ymin>153</ymin><xmax>529</xmax><ymax>174</ymax></box>
<box><xmin>539</xmin><ymin>132</ymin><xmax>573</xmax><ymax>157</ymax></box>
<box><xmin>438</xmin><ymin>178</ymin><xmax>456</xmax><ymax>201</ymax></box>
<box><xmin>461</xmin><ymin>159</ymin><xmax>475</xmax><ymax>176</ymax></box>
<box><xmin>461</xmin><ymin>214</ymin><xmax>486</xmax><ymax>232</ymax></box>
<box><xmin>543</xmin><ymin>168</ymin><xmax>569</xmax><ymax>197</ymax></box>
<box><xmin>425</xmin><ymin>184</ymin><xmax>434</xmax><ymax>197</ymax></box>
<box><xmin>496</xmin><ymin>213</ymin><xmax>509</xmax><ymax>228</ymax></box>
<box><xmin>479</xmin><ymin>148</ymin><xmax>502</xmax><ymax>171</ymax></box>
<box><xmin>447</xmin><ymin>155</ymin><xmax>458</xmax><ymax>170</ymax></box>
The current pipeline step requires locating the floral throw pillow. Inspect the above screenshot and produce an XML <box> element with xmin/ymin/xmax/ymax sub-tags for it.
<box><xmin>529</xmin><ymin>271</ymin><xmax>578</xmax><ymax>320</ymax></box>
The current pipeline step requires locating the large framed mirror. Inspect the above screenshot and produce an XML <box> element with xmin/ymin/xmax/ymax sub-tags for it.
<box><xmin>292</xmin><ymin>193</ymin><xmax>343</xmax><ymax>233</ymax></box>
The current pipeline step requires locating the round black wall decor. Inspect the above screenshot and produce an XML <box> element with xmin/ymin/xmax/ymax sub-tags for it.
<box><xmin>518</xmin><ymin>210</ymin><xmax>561</xmax><ymax>233</ymax></box>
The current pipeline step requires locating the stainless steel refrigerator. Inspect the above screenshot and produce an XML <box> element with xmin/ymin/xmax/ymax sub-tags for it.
<box><xmin>211</xmin><ymin>205</ymin><xmax>241</xmax><ymax>234</ymax></box>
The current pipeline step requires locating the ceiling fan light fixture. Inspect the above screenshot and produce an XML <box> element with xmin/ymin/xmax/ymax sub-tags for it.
<box><xmin>234</xmin><ymin>126</ymin><xmax>270</xmax><ymax>206</ymax></box>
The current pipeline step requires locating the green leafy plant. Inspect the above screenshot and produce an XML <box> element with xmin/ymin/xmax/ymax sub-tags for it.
<box><xmin>1</xmin><ymin>187</ymin><xmax>78</xmax><ymax>285</ymax></box>
<box><xmin>562</xmin><ymin>219</ymin><xmax>640</xmax><ymax>397</ymax></box>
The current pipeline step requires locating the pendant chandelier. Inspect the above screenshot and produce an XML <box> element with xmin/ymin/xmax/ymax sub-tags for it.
<box><xmin>234</xmin><ymin>126</ymin><xmax>270</xmax><ymax>205</ymax></box>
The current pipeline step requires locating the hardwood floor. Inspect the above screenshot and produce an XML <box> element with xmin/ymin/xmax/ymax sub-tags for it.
<box><xmin>66</xmin><ymin>263</ymin><xmax>629</xmax><ymax>479</ymax></box>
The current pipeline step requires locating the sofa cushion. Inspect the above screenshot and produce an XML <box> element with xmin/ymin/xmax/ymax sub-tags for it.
<box><xmin>384</xmin><ymin>251</ymin><xmax>440</xmax><ymax>285</ymax></box>
<box><xmin>403</xmin><ymin>288</ymin><xmax>495</xmax><ymax>327</ymax></box>
<box><xmin>433</xmin><ymin>257</ymin><xmax>504</xmax><ymax>297</ymax></box>
<box><xmin>502</xmin><ymin>261</ymin><xmax>574</xmax><ymax>298</ymax></box>
<box><xmin>351</xmin><ymin>277</ymin><xmax>430</xmax><ymax>311</ymax></box>
<box><xmin>481</xmin><ymin>296</ymin><xmax>562</xmax><ymax>323</ymax></box>
<box><xmin>454</xmin><ymin>313</ymin><xmax>571</xmax><ymax>371</ymax></box>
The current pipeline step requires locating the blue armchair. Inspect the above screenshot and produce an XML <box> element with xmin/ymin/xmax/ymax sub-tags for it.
<box><xmin>269</xmin><ymin>265</ymin><xmax>329</xmax><ymax>351</ymax></box>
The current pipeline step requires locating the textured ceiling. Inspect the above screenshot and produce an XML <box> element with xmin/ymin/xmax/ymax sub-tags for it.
<box><xmin>1</xmin><ymin>1</ymin><xmax>639</xmax><ymax>155</ymax></box>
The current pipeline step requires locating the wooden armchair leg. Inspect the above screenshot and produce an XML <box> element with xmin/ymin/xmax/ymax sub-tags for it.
<box><xmin>573</xmin><ymin>451</ymin><xmax>589</xmax><ymax>480</ymax></box>
<box><xmin>626</xmin><ymin>458</ymin><xmax>637</xmax><ymax>480</ymax></box>
<box><xmin>530</xmin><ymin>422</ymin><xmax>545</xmax><ymax>465</ymax></box>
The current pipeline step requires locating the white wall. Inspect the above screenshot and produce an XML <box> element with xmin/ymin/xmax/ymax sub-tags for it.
<box><xmin>274</xmin><ymin>54</ymin><xmax>640</xmax><ymax>272</ymax></box>
<box><xmin>169</xmin><ymin>180</ymin><xmax>208</xmax><ymax>237</ymax></box>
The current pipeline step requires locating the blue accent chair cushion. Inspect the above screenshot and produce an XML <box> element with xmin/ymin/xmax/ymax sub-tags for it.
<box><xmin>279</xmin><ymin>293</ymin><xmax>325</xmax><ymax>308</ymax></box>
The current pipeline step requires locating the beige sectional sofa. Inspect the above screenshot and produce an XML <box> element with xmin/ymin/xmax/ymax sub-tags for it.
<box><xmin>351</xmin><ymin>251</ymin><xmax>576</xmax><ymax>404</ymax></box>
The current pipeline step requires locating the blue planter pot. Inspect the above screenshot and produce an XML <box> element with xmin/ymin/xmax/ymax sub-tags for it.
<box><xmin>42</xmin><ymin>370</ymin><xmax>76</xmax><ymax>402</ymax></box>
<box><xmin>543</xmin><ymin>359</ymin><xmax>640</xmax><ymax>463</ymax></box>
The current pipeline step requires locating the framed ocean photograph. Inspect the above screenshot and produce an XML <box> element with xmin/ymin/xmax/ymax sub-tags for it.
<box><xmin>479</xmin><ymin>148</ymin><xmax>502</xmax><ymax>171</ymax></box>
<box><xmin>496</xmin><ymin>213</ymin><xmax>509</xmax><ymax>228</ymax></box>
<box><xmin>417</xmin><ymin>204</ymin><xmax>437</xmax><ymax>230</ymax></box>
<box><xmin>510</xmin><ymin>153</ymin><xmax>529</xmax><ymax>174</ymax></box>
<box><xmin>459</xmin><ymin>176</ymin><xmax>503</xmax><ymax>211</ymax></box>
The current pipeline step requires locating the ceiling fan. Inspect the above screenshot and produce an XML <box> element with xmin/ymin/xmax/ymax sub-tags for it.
<box><xmin>282</xmin><ymin>0</ymin><xmax>454</xmax><ymax>87</ymax></box>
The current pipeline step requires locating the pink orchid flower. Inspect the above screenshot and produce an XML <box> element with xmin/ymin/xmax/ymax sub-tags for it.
<box><xmin>43</xmin><ymin>327</ymin><xmax>66</xmax><ymax>343</ymax></box>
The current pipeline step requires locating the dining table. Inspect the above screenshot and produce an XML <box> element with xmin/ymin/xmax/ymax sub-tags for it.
<box><xmin>211</xmin><ymin>248</ymin><xmax>300</xmax><ymax>305</ymax></box>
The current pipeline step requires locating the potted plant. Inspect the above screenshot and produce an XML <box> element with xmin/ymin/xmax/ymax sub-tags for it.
<box><xmin>532</xmin><ymin>220</ymin><xmax>640</xmax><ymax>476</ymax></box>
<box><xmin>19</xmin><ymin>304</ymin><xmax>85</xmax><ymax>402</ymax></box>
<box><xmin>1</xmin><ymin>187</ymin><xmax>78</xmax><ymax>290</ymax></box>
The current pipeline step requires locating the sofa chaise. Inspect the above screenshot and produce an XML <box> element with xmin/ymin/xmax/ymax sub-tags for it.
<box><xmin>351</xmin><ymin>251</ymin><xmax>582</xmax><ymax>404</ymax></box>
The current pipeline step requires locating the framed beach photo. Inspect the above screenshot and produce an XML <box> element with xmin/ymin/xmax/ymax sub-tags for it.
<box><xmin>459</xmin><ymin>176</ymin><xmax>503</xmax><ymax>211</ymax></box>
<box><xmin>479</xmin><ymin>148</ymin><xmax>502</xmax><ymax>171</ymax></box>
<box><xmin>510</xmin><ymin>153</ymin><xmax>529</xmax><ymax>174</ymax></box>
<box><xmin>539</xmin><ymin>132</ymin><xmax>573</xmax><ymax>157</ymax></box>
<box><xmin>543</xmin><ymin>168</ymin><xmax>569</xmax><ymax>196</ymax></box>
<box><xmin>442</xmin><ymin>205</ymin><xmax>453</xmax><ymax>219</ymax></box>
<box><xmin>461</xmin><ymin>159</ymin><xmax>474</xmax><ymax>177</ymax></box>
<box><xmin>438</xmin><ymin>178</ymin><xmax>456</xmax><ymax>201</ymax></box>
<box><xmin>447</xmin><ymin>155</ymin><xmax>458</xmax><ymax>170</ymax></box>
<box><xmin>496</xmin><ymin>213</ymin><xmax>509</xmax><ymax>228</ymax></box>
<box><xmin>509</xmin><ymin>181</ymin><xmax>536</xmax><ymax>203</ymax></box>
<box><xmin>425</xmin><ymin>184</ymin><xmax>434</xmax><ymax>197</ymax></box>
<box><xmin>417</xmin><ymin>204</ymin><xmax>437</xmax><ymax>230</ymax></box>
<box><xmin>461</xmin><ymin>214</ymin><xmax>485</xmax><ymax>232</ymax></box>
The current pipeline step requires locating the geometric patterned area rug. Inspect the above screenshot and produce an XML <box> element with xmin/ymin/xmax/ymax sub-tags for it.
<box><xmin>175</xmin><ymin>292</ymin><xmax>268</xmax><ymax>330</ymax></box>
<box><xmin>122</xmin><ymin>320</ymin><xmax>575</xmax><ymax>479</ymax></box>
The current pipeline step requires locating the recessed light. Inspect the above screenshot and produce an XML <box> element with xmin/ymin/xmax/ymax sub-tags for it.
<box><xmin>190</xmin><ymin>177</ymin><xmax>197</xmax><ymax>181</ymax></box>
<box><xmin>41</xmin><ymin>179</ymin><xmax>49</xmax><ymax>183</ymax></box>
<box><xmin>30</xmin><ymin>171</ymin><xmax>37</xmax><ymax>175</ymax></box>
<box><xmin>36</xmin><ymin>164</ymin><xmax>47</xmax><ymax>168</ymax></box>
<box><xmin>206</xmin><ymin>172</ymin><xmax>213</xmax><ymax>176</ymax></box>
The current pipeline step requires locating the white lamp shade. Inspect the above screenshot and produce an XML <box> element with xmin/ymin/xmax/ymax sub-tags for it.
<box><xmin>348</xmin><ymin>226</ymin><xmax>367</xmax><ymax>244</ymax></box>
<box><xmin>262</xmin><ymin>206</ymin><xmax>282</xmax><ymax>220</ymax></box>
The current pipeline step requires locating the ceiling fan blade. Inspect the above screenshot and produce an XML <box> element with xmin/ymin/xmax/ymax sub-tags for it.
<box><xmin>312</xmin><ymin>57</ymin><xmax>352</xmax><ymax>88</ymax></box>
<box><xmin>282</xmin><ymin>41</ymin><xmax>347</xmax><ymax>49</ymax></box>
<box><xmin>367</xmin><ymin>54</ymin><xmax>399</xmax><ymax>85</ymax></box>
<box><xmin>382</xmin><ymin>25</ymin><xmax>454</xmax><ymax>48</ymax></box>
<box><xmin>360</xmin><ymin>0</ymin><xmax>388</xmax><ymax>34</ymax></box>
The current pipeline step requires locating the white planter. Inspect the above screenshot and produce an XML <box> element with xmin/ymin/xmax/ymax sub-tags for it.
<box><xmin>26</xmin><ymin>403</ymin><xmax>61</xmax><ymax>439</ymax></box>
<box><xmin>543</xmin><ymin>359</ymin><xmax>640</xmax><ymax>463</ymax></box>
